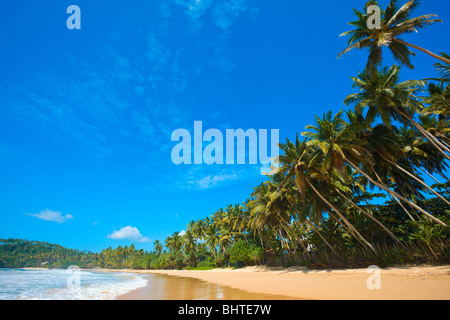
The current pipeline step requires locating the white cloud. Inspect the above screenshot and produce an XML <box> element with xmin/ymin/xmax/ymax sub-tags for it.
<box><xmin>107</xmin><ymin>226</ymin><xmax>150</xmax><ymax>242</ymax></box>
<box><xmin>173</xmin><ymin>0</ymin><xmax>254</xmax><ymax>30</ymax></box>
<box><xmin>195</xmin><ymin>173</ymin><xmax>238</xmax><ymax>189</ymax></box>
<box><xmin>179</xmin><ymin>230</ymin><xmax>186</xmax><ymax>236</ymax></box>
<box><xmin>27</xmin><ymin>209</ymin><xmax>73</xmax><ymax>224</ymax></box>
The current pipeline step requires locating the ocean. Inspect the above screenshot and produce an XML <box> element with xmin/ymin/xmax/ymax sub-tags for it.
<box><xmin>0</xmin><ymin>268</ymin><xmax>148</xmax><ymax>300</ymax></box>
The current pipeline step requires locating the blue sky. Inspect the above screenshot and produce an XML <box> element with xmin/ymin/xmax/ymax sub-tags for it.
<box><xmin>0</xmin><ymin>0</ymin><xmax>449</xmax><ymax>252</ymax></box>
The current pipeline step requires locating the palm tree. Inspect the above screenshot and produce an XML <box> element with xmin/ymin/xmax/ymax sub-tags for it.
<box><xmin>153</xmin><ymin>240</ymin><xmax>163</xmax><ymax>255</ymax></box>
<box><xmin>426</xmin><ymin>52</ymin><xmax>450</xmax><ymax>84</ymax></box>
<box><xmin>397</xmin><ymin>125</ymin><xmax>449</xmax><ymax>185</ymax></box>
<box><xmin>338</xmin><ymin>0</ymin><xmax>449</xmax><ymax>76</ymax></box>
<box><xmin>276</xmin><ymin>133</ymin><xmax>377</xmax><ymax>252</ymax></box>
<box><xmin>302</xmin><ymin>110</ymin><xmax>446</xmax><ymax>226</ymax></box>
<box><xmin>345</xmin><ymin>65</ymin><xmax>450</xmax><ymax>161</ymax></box>
<box><xmin>165</xmin><ymin>232</ymin><xmax>183</xmax><ymax>253</ymax></box>
<box><xmin>250</xmin><ymin>177</ymin><xmax>310</xmax><ymax>255</ymax></box>
<box><xmin>182</xmin><ymin>229</ymin><xmax>197</xmax><ymax>264</ymax></box>
<box><xmin>422</xmin><ymin>52</ymin><xmax>450</xmax><ymax>120</ymax></box>
<box><xmin>192</xmin><ymin>219</ymin><xmax>206</xmax><ymax>241</ymax></box>
<box><xmin>204</xmin><ymin>224</ymin><xmax>219</xmax><ymax>258</ymax></box>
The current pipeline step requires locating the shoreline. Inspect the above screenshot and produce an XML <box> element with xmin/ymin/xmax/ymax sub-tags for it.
<box><xmin>114</xmin><ymin>265</ymin><xmax>450</xmax><ymax>300</ymax></box>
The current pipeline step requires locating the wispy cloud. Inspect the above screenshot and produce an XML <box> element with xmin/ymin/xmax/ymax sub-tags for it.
<box><xmin>107</xmin><ymin>226</ymin><xmax>150</xmax><ymax>242</ymax></box>
<box><xmin>211</xmin><ymin>0</ymin><xmax>249</xmax><ymax>29</ymax></box>
<box><xmin>1</xmin><ymin>34</ymin><xmax>189</xmax><ymax>159</ymax></box>
<box><xmin>173</xmin><ymin>0</ymin><xmax>255</xmax><ymax>30</ymax></box>
<box><xmin>27</xmin><ymin>209</ymin><xmax>73</xmax><ymax>224</ymax></box>
<box><xmin>170</xmin><ymin>164</ymin><xmax>262</xmax><ymax>190</ymax></box>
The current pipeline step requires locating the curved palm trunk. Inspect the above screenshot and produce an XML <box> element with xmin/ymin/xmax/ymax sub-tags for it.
<box><xmin>374</xmin><ymin>164</ymin><xmax>426</xmax><ymax>221</ymax></box>
<box><xmin>379</xmin><ymin>154</ymin><xmax>450</xmax><ymax>206</ymax></box>
<box><xmin>394</xmin><ymin>107</ymin><xmax>450</xmax><ymax>160</ymax></box>
<box><xmin>414</xmin><ymin>123</ymin><xmax>450</xmax><ymax>159</ymax></box>
<box><xmin>256</xmin><ymin>229</ymin><xmax>265</xmax><ymax>249</ymax></box>
<box><xmin>276</xmin><ymin>213</ymin><xmax>312</xmax><ymax>259</ymax></box>
<box><xmin>416</xmin><ymin>125</ymin><xmax>450</xmax><ymax>157</ymax></box>
<box><xmin>416</xmin><ymin>168</ymin><xmax>450</xmax><ymax>193</ymax></box>
<box><xmin>344</xmin><ymin>157</ymin><xmax>447</xmax><ymax>226</ymax></box>
<box><xmin>336</xmin><ymin>189</ymin><xmax>407</xmax><ymax>249</ymax></box>
<box><xmin>267</xmin><ymin>221</ymin><xmax>289</xmax><ymax>253</ymax></box>
<box><xmin>273</xmin><ymin>227</ymin><xmax>289</xmax><ymax>266</ymax></box>
<box><xmin>418</xmin><ymin>167</ymin><xmax>442</xmax><ymax>184</ymax></box>
<box><xmin>324</xmin><ymin>208</ymin><xmax>372</xmax><ymax>251</ymax></box>
<box><xmin>391</xmin><ymin>192</ymin><xmax>417</xmax><ymax>221</ymax></box>
<box><xmin>394</xmin><ymin>39</ymin><xmax>450</xmax><ymax>65</ymax></box>
<box><xmin>285</xmin><ymin>197</ymin><xmax>338</xmax><ymax>255</ymax></box>
<box><xmin>305</xmin><ymin>177</ymin><xmax>377</xmax><ymax>253</ymax></box>
<box><xmin>438</xmin><ymin>172</ymin><xmax>450</xmax><ymax>182</ymax></box>
<box><xmin>440</xmin><ymin>139</ymin><xmax>450</xmax><ymax>149</ymax></box>
<box><xmin>306</xmin><ymin>220</ymin><xmax>338</xmax><ymax>255</ymax></box>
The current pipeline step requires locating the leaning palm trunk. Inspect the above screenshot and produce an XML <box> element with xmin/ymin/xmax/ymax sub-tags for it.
<box><xmin>324</xmin><ymin>208</ymin><xmax>373</xmax><ymax>252</ymax></box>
<box><xmin>375</xmin><ymin>163</ymin><xmax>429</xmax><ymax>221</ymax></box>
<box><xmin>305</xmin><ymin>177</ymin><xmax>377</xmax><ymax>253</ymax></box>
<box><xmin>438</xmin><ymin>172</ymin><xmax>450</xmax><ymax>182</ymax></box>
<box><xmin>306</xmin><ymin>220</ymin><xmax>338</xmax><ymax>255</ymax></box>
<box><xmin>379</xmin><ymin>154</ymin><xmax>450</xmax><ymax>206</ymax></box>
<box><xmin>415</xmin><ymin>168</ymin><xmax>450</xmax><ymax>193</ymax></box>
<box><xmin>266</xmin><ymin>220</ymin><xmax>291</xmax><ymax>253</ymax></box>
<box><xmin>391</xmin><ymin>192</ymin><xmax>418</xmax><ymax>221</ymax></box>
<box><xmin>336</xmin><ymin>189</ymin><xmax>407</xmax><ymax>250</ymax></box>
<box><xmin>276</xmin><ymin>212</ymin><xmax>312</xmax><ymax>259</ymax></box>
<box><xmin>394</xmin><ymin>39</ymin><xmax>450</xmax><ymax>65</ymax></box>
<box><xmin>344</xmin><ymin>157</ymin><xmax>447</xmax><ymax>226</ymax></box>
<box><xmin>394</xmin><ymin>107</ymin><xmax>450</xmax><ymax>161</ymax></box>
<box><xmin>418</xmin><ymin>167</ymin><xmax>442</xmax><ymax>185</ymax></box>
<box><xmin>441</xmin><ymin>140</ymin><xmax>450</xmax><ymax>149</ymax></box>
<box><xmin>285</xmin><ymin>198</ymin><xmax>338</xmax><ymax>255</ymax></box>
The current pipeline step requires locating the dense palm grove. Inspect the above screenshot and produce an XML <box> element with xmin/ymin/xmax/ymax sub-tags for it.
<box><xmin>1</xmin><ymin>0</ymin><xmax>449</xmax><ymax>270</ymax></box>
<box><xmin>143</xmin><ymin>0</ymin><xmax>450</xmax><ymax>269</ymax></box>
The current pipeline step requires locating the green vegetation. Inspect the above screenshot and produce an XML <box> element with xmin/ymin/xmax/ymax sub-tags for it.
<box><xmin>1</xmin><ymin>0</ymin><xmax>449</xmax><ymax>271</ymax></box>
<box><xmin>0</xmin><ymin>239</ymin><xmax>98</xmax><ymax>268</ymax></box>
<box><xmin>146</xmin><ymin>0</ymin><xmax>450</xmax><ymax>270</ymax></box>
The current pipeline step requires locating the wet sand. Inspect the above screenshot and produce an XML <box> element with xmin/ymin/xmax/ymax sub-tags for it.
<box><xmin>117</xmin><ymin>273</ymin><xmax>293</xmax><ymax>300</ymax></box>
<box><xmin>115</xmin><ymin>265</ymin><xmax>450</xmax><ymax>300</ymax></box>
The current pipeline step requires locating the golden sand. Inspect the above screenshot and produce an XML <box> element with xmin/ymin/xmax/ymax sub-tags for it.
<box><xmin>114</xmin><ymin>265</ymin><xmax>450</xmax><ymax>300</ymax></box>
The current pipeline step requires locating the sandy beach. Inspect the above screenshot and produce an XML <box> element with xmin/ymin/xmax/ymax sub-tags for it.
<box><xmin>115</xmin><ymin>265</ymin><xmax>450</xmax><ymax>300</ymax></box>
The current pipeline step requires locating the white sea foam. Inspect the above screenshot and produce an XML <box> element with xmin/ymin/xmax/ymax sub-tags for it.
<box><xmin>0</xmin><ymin>269</ymin><xmax>148</xmax><ymax>300</ymax></box>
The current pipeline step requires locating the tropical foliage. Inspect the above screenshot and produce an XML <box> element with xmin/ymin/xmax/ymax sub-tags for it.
<box><xmin>0</xmin><ymin>239</ymin><xmax>98</xmax><ymax>268</ymax></box>
<box><xmin>1</xmin><ymin>0</ymin><xmax>449</xmax><ymax>270</ymax></box>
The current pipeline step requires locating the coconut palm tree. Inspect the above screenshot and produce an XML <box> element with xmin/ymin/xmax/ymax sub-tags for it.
<box><xmin>276</xmin><ymin>133</ymin><xmax>377</xmax><ymax>252</ymax></box>
<box><xmin>426</xmin><ymin>52</ymin><xmax>450</xmax><ymax>84</ymax></box>
<box><xmin>338</xmin><ymin>0</ymin><xmax>449</xmax><ymax>77</ymax></box>
<box><xmin>422</xmin><ymin>83</ymin><xmax>450</xmax><ymax>119</ymax></box>
<box><xmin>204</xmin><ymin>224</ymin><xmax>219</xmax><ymax>258</ymax></box>
<box><xmin>153</xmin><ymin>240</ymin><xmax>163</xmax><ymax>255</ymax></box>
<box><xmin>422</xmin><ymin>53</ymin><xmax>450</xmax><ymax>120</ymax></box>
<box><xmin>165</xmin><ymin>232</ymin><xmax>183</xmax><ymax>253</ymax></box>
<box><xmin>397</xmin><ymin>125</ymin><xmax>449</xmax><ymax>185</ymax></box>
<box><xmin>302</xmin><ymin>110</ymin><xmax>446</xmax><ymax>226</ymax></box>
<box><xmin>192</xmin><ymin>219</ymin><xmax>207</xmax><ymax>241</ymax></box>
<box><xmin>345</xmin><ymin>65</ymin><xmax>450</xmax><ymax>161</ymax></box>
